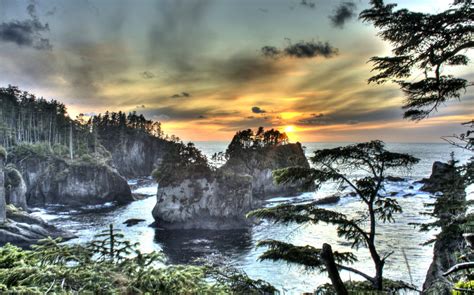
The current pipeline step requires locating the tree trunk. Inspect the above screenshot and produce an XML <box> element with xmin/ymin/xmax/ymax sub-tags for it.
<box><xmin>374</xmin><ymin>261</ymin><xmax>384</xmax><ymax>290</ymax></box>
<box><xmin>0</xmin><ymin>156</ymin><xmax>6</xmax><ymax>223</ymax></box>
<box><xmin>321</xmin><ymin>243</ymin><xmax>348</xmax><ymax>295</ymax></box>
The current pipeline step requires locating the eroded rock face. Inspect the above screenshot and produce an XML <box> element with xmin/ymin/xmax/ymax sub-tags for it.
<box><xmin>422</xmin><ymin>160</ymin><xmax>467</xmax><ymax>293</ymax></box>
<box><xmin>152</xmin><ymin>172</ymin><xmax>253</xmax><ymax>230</ymax></box>
<box><xmin>221</xmin><ymin>143</ymin><xmax>312</xmax><ymax>199</ymax></box>
<box><xmin>4</xmin><ymin>166</ymin><xmax>27</xmax><ymax>210</ymax></box>
<box><xmin>420</xmin><ymin>161</ymin><xmax>455</xmax><ymax>193</ymax></box>
<box><xmin>152</xmin><ymin>143</ymin><xmax>313</xmax><ymax>229</ymax></box>
<box><xmin>0</xmin><ymin>205</ymin><xmax>75</xmax><ymax>248</ymax></box>
<box><xmin>11</xmin><ymin>155</ymin><xmax>132</xmax><ymax>207</ymax></box>
<box><xmin>100</xmin><ymin>132</ymin><xmax>170</xmax><ymax>178</ymax></box>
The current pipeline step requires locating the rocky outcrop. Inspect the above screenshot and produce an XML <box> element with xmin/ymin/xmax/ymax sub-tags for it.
<box><xmin>420</xmin><ymin>161</ymin><xmax>454</xmax><ymax>193</ymax></box>
<box><xmin>152</xmin><ymin>172</ymin><xmax>253</xmax><ymax>230</ymax></box>
<box><xmin>0</xmin><ymin>148</ymin><xmax>7</xmax><ymax>223</ymax></box>
<box><xmin>221</xmin><ymin>143</ymin><xmax>312</xmax><ymax>199</ymax></box>
<box><xmin>152</xmin><ymin>142</ymin><xmax>312</xmax><ymax>229</ymax></box>
<box><xmin>4</xmin><ymin>165</ymin><xmax>27</xmax><ymax>210</ymax></box>
<box><xmin>0</xmin><ymin>205</ymin><xmax>75</xmax><ymax>248</ymax></box>
<box><xmin>9</xmin><ymin>152</ymin><xmax>133</xmax><ymax>207</ymax></box>
<box><xmin>423</xmin><ymin>161</ymin><xmax>467</xmax><ymax>294</ymax></box>
<box><xmin>99</xmin><ymin>132</ymin><xmax>170</xmax><ymax>178</ymax></box>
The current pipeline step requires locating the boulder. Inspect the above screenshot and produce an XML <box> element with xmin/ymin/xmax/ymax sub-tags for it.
<box><xmin>152</xmin><ymin>171</ymin><xmax>253</xmax><ymax>230</ymax></box>
<box><xmin>314</xmin><ymin>194</ymin><xmax>341</xmax><ymax>205</ymax></box>
<box><xmin>123</xmin><ymin>218</ymin><xmax>146</xmax><ymax>227</ymax></box>
<box><xmin>221</xmin><ymin>143</ymin><xmax>313</xmax><ymax>199</ymax></box>
<box><xmin>0</xmin><ymin>205</ymin><xmax>75</xmax><ymax>248</ymax></box>
<box><xmin>385</xmin><ymin>176</ymin><xmax>405</xmax><ymax>182</ymax></box>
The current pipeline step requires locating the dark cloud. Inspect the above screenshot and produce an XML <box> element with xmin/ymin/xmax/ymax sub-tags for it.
<box><xmin>297</xmin><ymin>113</ymin><xmax>327</xmax><ymax>125</ymax></box>
<box><xmin>261</xmin><ymin>41</ymin><xmax>338</xmax><ymax>59</ymax></box>
<box><xmin>251</xmin><ymin>106</ymin><xmax>266</xmax><ymax>114</ymax></box>
<box><xmin>213</xmin><ymin>53</ymin><xmax>284</xmax><ymax>83</ymax></box>
<box><xmin>297</xmin><ymin>108</ymin><xmax>402</xmax><ymax>126</ymax></box>
<box><xmin>300</xmin><ymin>0</ymin><xmax>315</xmax><ymax>9</ymax></box>
<box><xmin>170</xmin><ymin>92</ymin><xmax>192</xmax><ymax>98</ymax></box>
<box><xmin>136</xmin><ymin>104</ymin><xmax>146</xmax><ymax>109</ymax></box>
<box><xmin>329</xmin><ymin>2</ymin><xmax>357</xmax><ymax>28</ymax></box>
<box><xmin>141</xmin><ymin>71</ymin><xmax>155</xmax><ymax>79</ymax></box>
<box><xmin>0</xmin><ymin>2</ymin><xmax>52</xmax><ymax>50</ymax></box>
<box><xmin>142</xmin><ymin>106</ymin><xmax>236</xmax><ymax>121</ymax></box>
<box><xmin>285</xmin><ymin>41</ymin><xmax>338</xmax><ymax>58</ymax></box>
<box><xmin>261</xmin><ymin>46</ymin><xmax>281</xmax><ymax>59</ymax></box>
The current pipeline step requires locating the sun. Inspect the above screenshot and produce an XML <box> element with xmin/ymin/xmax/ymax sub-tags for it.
<box><xmin>284</xmin><ymin>125</ymin><xmax>295</xmax><ymax>133</ymax></box>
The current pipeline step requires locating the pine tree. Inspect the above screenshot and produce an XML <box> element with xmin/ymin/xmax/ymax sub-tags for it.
<box><xmin>247</xmin><ymin>140</ymin><xmax>419</xmax><ymax>291</ymax></box>
<box><xmin>360</xmin><ymin>0</ymin><xmax>473</xmax><ymax>120</ymax></box>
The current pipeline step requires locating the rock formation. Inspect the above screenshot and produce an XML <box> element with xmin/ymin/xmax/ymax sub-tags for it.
<box><xmin>9</xmin><ymin>148</ymin><xmax>133</xmax><ymax>207</ymax></box>
<box><xmin>99</xmin><ymin>131</ymin><xmax>170</xmax><ymax>178</ymax></box>
<box><xmin>152</xmin><ymin>138</ymin><xmax>312</xmax><ymax>230</ymax></box>
<box><xmin>0</xmin><ymin>205</ymin><xmax>76</xmax><ymax>248</ymax></box>
<box><xmin>221</xmin><ymin>143</ymin><xmax>312</xmax><ymax>199</ymax></box>
<box><xmin>419</xmin><ymin>161</ymin><xmax>455</xmax><ymax>193</ymax></box>
<box><xmin>152</xmin><ymin>171</ymin><xmax>253</xmax><ymax>229</ymax></box>
<box><xmin>0</xmin><ymin>147</ymin><xmax>6</xmax><ymax>223</ymax></box>
<box><xmin>422</xmin><ymin>161</ymin><xmax>467</xmax><ymax>293</ymax></box>
<box><xmin>4</xmin><ymin>165</ymin><xmax>27</xmax><ymax>210</ymax></box>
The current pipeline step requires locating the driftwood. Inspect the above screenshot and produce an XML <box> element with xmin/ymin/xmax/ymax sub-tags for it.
<box><xmin>443</xmin><ymin>262</ymin><xmax>474</xmax><ymax>276</ymax></box>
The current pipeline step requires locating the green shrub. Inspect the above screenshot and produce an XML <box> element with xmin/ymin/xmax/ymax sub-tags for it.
<box><xmin>9</xmin><ymin>143</ymin><xmax>53</xmax><ymax>160</ymax></box>
<box><xmin>453</xmin><ymin>280</ymin><xmax>474</xmax><ymax>294</ymax></box>
<box><xmin>4</xmin><ymin>164</ymin><xmax>22</xmax><ymax>187</ymax></box>
<box><xmin>51</xmin><ymin>144</ymin><xmax>69</xmax><ymax>158</ymax></box>
<box><xmin>0</xmin><ymin>225</ymin><xmax>276</xmax><ymax>294</ymax></box>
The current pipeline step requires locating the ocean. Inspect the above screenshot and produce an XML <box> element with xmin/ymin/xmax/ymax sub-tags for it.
<box><xmin>33</xmin><ymin>142</ymin><xmax>473</xmax><ymax>294</ymax></box>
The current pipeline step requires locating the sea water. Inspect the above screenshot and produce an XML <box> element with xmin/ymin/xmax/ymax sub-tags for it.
<box><xmin>32</xmin><ymin>142</ymin><xmax>473</xmax><ymax>294</ymax></box>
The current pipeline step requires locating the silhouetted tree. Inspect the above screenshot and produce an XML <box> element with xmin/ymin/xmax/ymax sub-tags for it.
<box><xmin>152</xmin><ymin>142</ymin><xmax>211</xmax><ymax>186</ymax></box>
<box><xmin>225</xmin><ymin>127</ymin><xmax>289</xmax><ymax>160</ymax></box>
<box><xmin>248</xmin><ymin>141</ymin><xmax>419</xmax><ymax>291</ymax></box>
<box><xmin>360</xmin><ymin>0</ymin><xmax>473</xmax><ymax>120</ymax></box>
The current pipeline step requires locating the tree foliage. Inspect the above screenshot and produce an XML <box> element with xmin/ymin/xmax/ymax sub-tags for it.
<box><xmin>0</xmin><ymin>85</ymin><xmax>170</xmax><ymax>161</ymax></box>
<box><xmin>360</xmin><ymin>0</ymin><xmax>473</xmax><ymax>120</ymax></box>
<box><xmin>224</xmin><ymin>127</ymin><xmax>289</xmax><ymax>160</ymax></box>
<box><xmin>152</xmin><ymin>141</ymin><xmax>212</xmax><ymax>186</ymax></box>
<box><xmin>0</xmin><ymin>225</ymin><xmax>276</xmax><ymax>294</ymax></box>
<box><xmin>248</xmin><ymin>141</ymin><xmax>419</xmax><ymax>291</ymax></box>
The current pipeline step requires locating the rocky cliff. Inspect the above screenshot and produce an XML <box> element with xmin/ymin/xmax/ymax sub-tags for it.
<box><xmin>221</xmin><ymin>142</ymin><xmax>312</xmax><ymax>199</ymax></box>
<box><xmin>99</xmin><ymin>131</ymin><xmax>170</xmax><ymax>178</ymax></box>
<box><xmin>152</xmin><ymin>140</ymin><xmax>312</xmax><ymax>229</ymax></box>
<box><xmin>0</xmin><ymin>149</ymin><xmax>74</xmax><ymax>247</ymax></box>
<box><xmin>422</xmin><ymin>161</ymin><xmax>467</xmax><ymax>294</ymax></box>
<box><xmin>4</xmin><ymin>165</ymin><xmax>27</xmax><ymax>210</ymax></box>
<box><xmin>419</xmin><ymin>161</ymin><xmax>454</xmax><ymax>193</ymax></box>
<box><xmin>152</xmin><ymin>171</ymin><xmax>253</xmax><ymax>229</ymax></box>
<box><xmin>8</xmin><ymin>146</ymin><xmax>133</xmax><ymax>207</ymax></box>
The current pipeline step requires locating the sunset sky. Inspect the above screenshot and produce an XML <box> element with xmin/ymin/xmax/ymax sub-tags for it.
<box><xmin>0</xmin><ymin>0</ymin><xmax>472</xmax><ymax>142</ymax></box>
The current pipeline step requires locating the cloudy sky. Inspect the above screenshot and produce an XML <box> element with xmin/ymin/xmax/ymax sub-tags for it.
<box><xmin>0</xmin><ymin>0</ymin><xmax>472</xmax><ymax>142</ymax></box>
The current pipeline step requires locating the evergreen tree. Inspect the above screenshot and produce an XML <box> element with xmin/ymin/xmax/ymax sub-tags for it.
<box><xmin>248</xmin><ymin>141</ymin><xmax>419</xmax><ymax>291</ymax></box>
<box><xmin>360</xmin><ymin>0</ymin><xmax>473</xmax><ymax>120</ymax></box>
